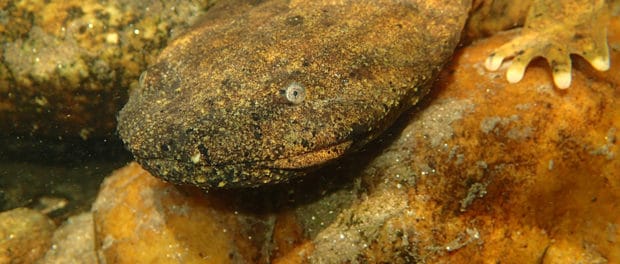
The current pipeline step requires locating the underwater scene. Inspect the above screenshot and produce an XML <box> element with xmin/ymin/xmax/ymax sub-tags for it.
<box><xmin>1</xmin><ymin>0</ymin><xmax>619</xmax><ymax>263</ymax></box>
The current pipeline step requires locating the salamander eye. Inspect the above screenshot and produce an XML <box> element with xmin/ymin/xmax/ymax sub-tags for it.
<box><xmin>284</xmin><ymin>82</ymin><xmax>306</xmax><ymax>104</ymax></box>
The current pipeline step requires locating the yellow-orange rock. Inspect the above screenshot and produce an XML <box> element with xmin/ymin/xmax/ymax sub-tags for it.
<box><xmin>417</xmin><ymin>16</ymin><xmax>620</xmax><ymax>263</ymax></box>
<box><xmin>92</xmin><ymin>162</ymin><xmax>284</xmax><ymax>263</ymax></box>
<box><xmin>0</xmin><ymin>208</ymin><xmax>56</xmax><ymax>264</ymax></box>
<box><xmin>317</xmin><ymin>17</ymin><xmax>619</xmax><ymax>263</ymax></box>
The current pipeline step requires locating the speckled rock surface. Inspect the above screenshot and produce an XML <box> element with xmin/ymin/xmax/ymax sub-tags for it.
<box><xmin>117</xmin><ymin>0</ymin><xmax>470</xmax><ymax>189</ymax></box>
<box><xmin>37</xmin><ymin>212</ymin><xmax>96</xmax><ymax>264</ymax></box>
<box><xmin>415</xmin><ymin>22</ymin><xmax>620</xmax><ymax>262</ymax></box>
<box><xmin>0</xmin><ymin>0</ymin><xmax>214</xmax><ymax>139</ymax></box>
<box><xmin>0</xmin><ymin>208</ymin><xmax>56</xmax><ymax>264</ymax></box>
<box><xmin>92</xmin><ymin>15</ymin><xmax>620</xmax><ymax>263</ymax></box>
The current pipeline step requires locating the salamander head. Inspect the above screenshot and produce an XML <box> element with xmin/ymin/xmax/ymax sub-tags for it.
<box><xmin>117</xmin><ymin>0</ymin><xmax>462</xmax><ymax>189</ymax></box>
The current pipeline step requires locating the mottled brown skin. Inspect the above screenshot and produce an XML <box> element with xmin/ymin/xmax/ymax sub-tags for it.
<box><xmin>118</xmin><ymin>0</ymin><xmax>612</xmax><ymax>189</ymax></box>
<box><xmin>117</xmin><ymin>0</ymin><xmax>469</xmax><ymax>188</ymax></box>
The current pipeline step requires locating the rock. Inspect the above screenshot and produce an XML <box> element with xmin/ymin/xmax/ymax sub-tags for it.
<box><xmin>350</xmin><ymin>14</ymin><xmax>620</xmax><ymax>263</ymax></box>
<box><xmin>0</xmin><ymin>0</ymin><xmax>214</xmax><ymax>139</ymax></box>
<box><xmin>0</xmin><ymin>208</ymin><xmax>56</xmax><ymax>264</ymax></box>
<box><xmin>92</xmin><ymin>163</ymin><xmax>275</xmax><ymax>263</ymax></box>
<box><xmin>93</xmin><ymin>13</ymin><xmax>620</xmax><ymax>263</ymax></box>
<box><xmin>541</xmin><ymin>240</ymin><xmax>608</xmax><ymax>264</ymax></box>
<box><xmin>37</xmin><ymin>212</ymin><xmax>97</xmax><ymax>264</ymax></box>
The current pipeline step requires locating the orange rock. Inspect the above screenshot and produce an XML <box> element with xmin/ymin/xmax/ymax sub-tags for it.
<box><xmin>418</xmin><ymin>15</ymin><xmax>620</xmax><ymax>263</ymax></box>
<box><xmin>92</xmin><ymin>162</ymin><xmax>301</xmax><ymax>263</ymax></box>
<box><xmin>93</xmin><ymin>163</ymin><xmax>233</xmax><ymax>263</ymax></box>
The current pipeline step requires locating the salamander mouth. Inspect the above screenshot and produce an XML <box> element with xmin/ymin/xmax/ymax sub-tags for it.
<box><xmin>261</xmin><ymin>140</ymin><xmax>353</xmax><ymax>169</ymax></box>
<box><xmin>135</xmin><ymin>139</ymin><xmax>356</xmax><ymax>188</ymax></box>
<box><xmin>141</xmin><ymin>139</ymin><xmax>353</xmax><ymax>169</ymax></box>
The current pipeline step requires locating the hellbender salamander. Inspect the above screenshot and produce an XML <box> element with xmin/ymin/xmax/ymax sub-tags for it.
<box><xmin>118</xmin><ymin>0</ymin><xmax>611</xmax><ymax>189</ymax></box>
